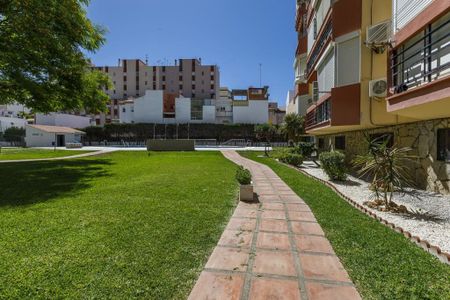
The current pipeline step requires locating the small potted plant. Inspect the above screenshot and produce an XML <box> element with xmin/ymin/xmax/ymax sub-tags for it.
<box><xmin>236</xmin><ymin>166</ymin><xmax>254</xmax><ymax>202</ymax></box>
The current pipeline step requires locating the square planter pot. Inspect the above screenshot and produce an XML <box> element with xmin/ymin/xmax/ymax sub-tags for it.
<box><xmin>239</xmin><ymin>184</ymin><xmax>254</xmax><ymax>202</ymax></box>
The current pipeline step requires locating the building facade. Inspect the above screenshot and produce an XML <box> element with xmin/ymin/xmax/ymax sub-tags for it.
<box><xmin>35</xmin><ymin>113</ymin><xmax>94</xmax><ymax>129</ymax></box>
<box><xmin>231</xmin><ymin>87</ymin><xmax>270</xmax><ymax>124</ymax></box>
<box><xmin>92</xmin><ymin>58</ymin><xmax>220</xmax><ymax>125</ymax></box>
<box><xmin>269</xmin><ymin>102</ymin><xmax>287</xmax><ymax>125</ymax></box>
<box><xmin>296</xmin><ymin>0</ymin><xmax>450</xmax><ymax>193</ymax></box>
<box><xmin>119</xmin><ymin>87</ymin><xmax>270</xmax><ymax>125</ymax></box>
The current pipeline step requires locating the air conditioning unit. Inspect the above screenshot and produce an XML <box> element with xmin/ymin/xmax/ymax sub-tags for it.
<box><xmin>312</xmin><ymin>81</ymin><xmax>319</xmax><ymax>102</ymax></box>
<box><xmin>366</xmin><ymin>20</ymin><xmax>392</xmax><ymax>44</ymax></box>
<box><xmin>369</xmin><ymin>78</ymin><xmax>388</xmax><ymax>98</ymax></box>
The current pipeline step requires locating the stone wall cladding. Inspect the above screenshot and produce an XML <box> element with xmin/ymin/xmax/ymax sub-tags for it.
<box><xmin>318</xmin><ymin>118</ymin><xmax>450</xmax><ymax>194</ymax></box>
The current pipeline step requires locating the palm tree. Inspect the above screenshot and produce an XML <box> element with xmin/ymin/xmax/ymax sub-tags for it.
<box><xmin>282</xmin><ymin>113</ymin><xmax>304</xmax><ymax>144</ymax></box>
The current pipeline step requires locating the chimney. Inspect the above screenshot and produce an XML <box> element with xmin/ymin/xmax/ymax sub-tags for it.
<box><xmin>118</xmin><ymin>59</ymin><xmax>121</xmax><ymax>66</ymax></box>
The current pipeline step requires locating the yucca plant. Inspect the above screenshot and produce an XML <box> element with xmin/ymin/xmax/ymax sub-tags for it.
<box><xmin>353</xmin><ymin>134</ymin><xmax>416</xmax><ymax>209</ymax></box>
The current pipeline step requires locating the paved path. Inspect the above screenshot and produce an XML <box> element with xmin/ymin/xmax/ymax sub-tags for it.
<box><xmin>0</xmin><ymin>150</ymin><xmax>115</xmax><ymax>164</ymax></box>
<box><xmin>188</xmin><ymin>151</ymin><xmax>361</xmax><ymax>300</ymax></box>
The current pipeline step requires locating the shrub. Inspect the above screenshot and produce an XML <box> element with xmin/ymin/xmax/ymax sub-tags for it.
<box><xmin>294</xmin><ymin>142</ymin><xmax>316</xmax><ymax>158</ymax></box>
<box><xmin>272</xmin><ymin>147</ymin><xmax>292</xmax><ymax>160</ymax></box>
<box><xmin>319</xmin><ymin>151</ymin><xmax>347</xmax><ymax>181</ymax></box>
<box><xmin>280</xmin><ymin>153</ymin><xmax>304</xmax><ymax>167</ymax></box>
<box><xmin>236</xmin><ymin>166</ymin><xmax>252</xmax><ymax>185</ymax></box>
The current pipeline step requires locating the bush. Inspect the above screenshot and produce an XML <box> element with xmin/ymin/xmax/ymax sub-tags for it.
<box><xmin>280</xmin><ymin>153</ymin><xmax>304</xmax><ymax>167</ymax></box>
<box><xmin>295</xmin><ymin>142</ymin><xmax>316</xmax><ymax>158</ymax></box>
<box><xmin>319</xmin><ymin>151</ymin><xmax>347</xmax><ymax>181</ymax></box>
<box><xmin>236</xmin><ymin>166</ymin><xmax>252</xmax><ymax>185</ymax></box>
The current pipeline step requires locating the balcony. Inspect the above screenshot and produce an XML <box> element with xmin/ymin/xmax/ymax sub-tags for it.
<box><xmin>296</xmin><ymin>34</ymin><xmax>308</xmax><ymax>56</ymax></box>
<box><xmin>387</xmin><ymin>12</ymin><xmax>450</xmax><ymax>120</ymax></box>
<box><xmin>306</xmin><ymin>17</ymin><xmax>333</xmax><ymax>77</ymax></box>
<box><xmin>305</xmin><ymin>83</ymin><xmax>361</xmax><ymax>134</ymax></box>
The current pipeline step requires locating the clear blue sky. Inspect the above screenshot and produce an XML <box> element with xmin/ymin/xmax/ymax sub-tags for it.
<box><xmin>86</xmin><ymin>0</ymin><xmax>297</xmax><ymax>107</ymax></box>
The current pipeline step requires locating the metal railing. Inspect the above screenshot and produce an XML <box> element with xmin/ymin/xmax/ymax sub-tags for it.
<box><xmin>306</xmin><ymin>17</ymin><xmax>333</xmax><ymax>76</ymax></box>
<box><xmin>305</xmin><ymin>99</ymin><xmax>331</xmax><ymax>129</ymax></box>
<box><xmin>391</xmin><ymin>17</ymin><xmax>450</xmax><ymax>92</ymax></box>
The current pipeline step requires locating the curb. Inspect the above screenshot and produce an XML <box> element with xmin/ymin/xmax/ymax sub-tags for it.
<box><xmin>280</xmin><ymin>162</ymin><xmax>450</xmax><ymax>266</ymax></box>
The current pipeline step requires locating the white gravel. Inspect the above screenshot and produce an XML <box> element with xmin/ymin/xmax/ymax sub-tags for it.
<box><xmin>300</xmin><ymin>161</ymin><xmax>450</xmax><ymax>254</ymax></box>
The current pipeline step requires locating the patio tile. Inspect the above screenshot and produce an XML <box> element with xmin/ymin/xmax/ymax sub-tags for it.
<box><xmin>262</xmin><ymin>202</ymin><xmax>285</xmax><ymax>210</ymax></box>
<box><xmin>256</xmin><ymin>232</ymin><xmax>291</xmax><ymax>250</ymax></box>
<box><xmin>299</xmin><ymin>254</ymin><xmax>352</xmax><ymax>282</ymax></box>
<box><xmin>289</xmin><ymin>211</ymin><xmax>316</xmax><ymax>222</ymax></box>
<box><xmin>226</xmin><ymin>218</ymin><xmax>257</xmax><ymax>231</ymax></box>
<box><xmin>259</xmin><ymin>219</ymin><xmax>289</xmax><ymax>233</ymax></box>
<box><xmin>261</xmin><ymin>210</ymin><xmax>286</xmax><ymax>220</ymax></box>
<box><xmin>253</xmin><ymin>250</ymin><xmax>297</xmax><ymax>276</ymax></box>
<box><xmin>205</xmin><ymin>247</ymin><xmax>250</xmax><ymax>271</ymax></box>
<box><xmin>286</xmin><ymin>203</ymin><xmax>312</xmax><ymax>212</ymax></box>
<box><xmin>306</xmin><ymin>282</ymin><xmax>361</xmax><ymax>300</ymax></box>
<box><xmin>294</xmin><ymin>235</ymin><xmax>334</xmax><ymax>254</ymax></box>
<box><xmin>291</xmin><ymin>222</ymin><xmax>324</xmax><ymax>236</ymax></box>
<box><xmin>249</xmin><ymin>278</ymin><xmax>301</xmax><ymax>300</ymax></box>
<box><xmin>232</xmin><ymin>208</ymin><xmax>257</xmax><ymax>219</ymax></box>
<box><xmin>188</xmin><ymin>271</ymin><xmax>244</xmax><ymax>300</ymax></box>
<box><xmin>218</xmin><ymin>230</ymin><xmax>253</xmax><ymax>248</ymax></box>
<box><xmin>237</xmin><ymin>201</ymin><xmax>259</xmax><ymax>210</ymax></box>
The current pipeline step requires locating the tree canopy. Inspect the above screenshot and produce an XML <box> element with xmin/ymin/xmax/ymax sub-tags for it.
<box><xmin>282</xmin><ymin>113</ymin><xmax>304</xmax><ymax>143</ymax></box>
<box><xmin>0</xmin><ymin>0</ymin><xmax>111</xmax><ymax>113</ymax></box>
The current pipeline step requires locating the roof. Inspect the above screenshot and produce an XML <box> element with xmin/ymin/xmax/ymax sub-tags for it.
<box><xmin>27</xmin><ymin>124</ymin><xmax>85</xmax><ymax>134</ymax></box>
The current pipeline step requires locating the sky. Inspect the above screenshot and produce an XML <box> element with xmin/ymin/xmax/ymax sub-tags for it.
<box><xmin>86</xmin><ymin>0</ymin><xmax>297</xmax><ymax>107</ymax></box>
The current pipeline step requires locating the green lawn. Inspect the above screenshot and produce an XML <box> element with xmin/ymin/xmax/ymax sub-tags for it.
<box><xmin>0</xmin><ymin>151</ymin><xmax>238</xmax><ymax>299</ymax></box>
<box><xmin>240</xmin><ymin>151</ymin><xmax>450</xmax><ymax>300</ymax></box>
<box><xmin>0</xmin><ymin>148</ymin><xmax>92</xmax><ymax>160</ymax></box>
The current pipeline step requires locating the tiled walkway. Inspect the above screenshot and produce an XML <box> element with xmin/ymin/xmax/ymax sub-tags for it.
<box><xmin>188</xmin><ymin>151</ymin><xmax>361</xmax><ymax>300</ymax></box>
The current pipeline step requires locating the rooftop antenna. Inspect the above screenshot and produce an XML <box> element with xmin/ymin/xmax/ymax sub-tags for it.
<box><xmin>259</xmin><ymin>63</ymin><xmax>262</xmax><ymax>87</ymax></box>
<box><xmin>145</xmin><ymin>54</ymin><xmax>149</xmax><ymax>65</ymax></box>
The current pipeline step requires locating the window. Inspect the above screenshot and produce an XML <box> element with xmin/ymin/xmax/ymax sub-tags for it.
<box><xmin>210</xmin><ymin>66</ymin><xmax>215</xmax><ymax>72</ymax></box>
<box><xmin>162</xmin><ymin>66</ymin><xmax>166</xmax><ymax>72</ymax></box>
<box><xmin>211</xmin><ymin>75</ymin><xmax>215</xmax><ymax>81</ymax></box>
<box><xmin>105</xmin><ymin>66</ymin><xmax>109</xmax><ymax>73</ymax></box>
<box><xmin>211</xmin><ymin>93</ymin><xmax>215</xmax><ymax>99</ymax></box>
<box><xmin>192</xmin><ymin>85</ymin><xmax>196</xmax><ymax>90</ymax></box>
<box><xmin>162</xmin><ymin>76</ymin><xmax>166</xmax><ymax>82</ymax></box>
<box><xmin>335</xmin><ymin>136</ymin><xmax>346</xmax><ymax>150</ymax></box>
<box><xmin>123</xmin><ymin>60</ymin><xmax>127</xmax><ymax>72</ymax></box>
<box><xmin>211</xmin><ymin>84</ymin><xmax>215</xmax><ymax>90</ymax></box>
<box><xmin>179</xmin><ymin>75</ymin><xmax>183</xmax><ymax>81</ymax></box>
<box><xmin>123</xmin><ymin>84</ymin><xmax>127</xmax><ymax>91</ymax></box>
<box><xmin>336</xmin><ymin>34</ymin><xmax>360</xmax><ymax>87</ymax></box>
<box><xmin>122</xmin><ymin>108</ymin><xmax>126</xmax><ymax>113</ymax></box>
<box><xmin>192</xmin><ymin>75</ymin><xmax>196</xmax><ymax>81</ymax></box>
<box><xmin>145</xmin><ymin>81</ymin><xmax>148</xmax><ymax>85</ymax></box>
<box><xmin>162</xmin><ymin>84</ymin><xmax>166</xmax><ymax>90</ymax></box>
<box><xmin>370</xmin><ymin>133</ymin><xmax>394</xmax><ymax>148</ymax></box>
<box><xmin>437</xmin><ymin>128</ymin><xmax>450</xmax><ymax>162</ymax></box>
<box><xmin>136</xmin><ymin>85</ymin><xmax>139</xmax><ymax>91</ymax></box>
<box><xmin>313</xmin><ymin>18</ymin><xmax>317</xmax><ymax>39</ymax></box>
<box><xmin>179</xmin><ymin>85</ymin><xmax>183</xmax><ymax>90</ymax></box>
<box><xmin>153</xmin><ymin>83</ymin><xmax>156</xmax><ymax>89</ymax></box>
<box><xmin>123</xmin><ymin>75</ymin><xmax>127</xmax><ymax>82</ymax></box>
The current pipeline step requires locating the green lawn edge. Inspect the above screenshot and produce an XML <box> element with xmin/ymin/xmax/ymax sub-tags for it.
<box><xmin>0</xmin><ymin>148</ymin><xmax>93</xmax><ymax>160</ymax></box>
<box><xmin>239</xmin><ymin>151</ymin><xmax>450</xmax><ymax>300</ymax></box>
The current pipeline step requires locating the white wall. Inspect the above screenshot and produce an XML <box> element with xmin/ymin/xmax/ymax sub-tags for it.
<box><xmin>0</xmin><ymin>116</ymin><xmax>27</xmax><ymax>132</ymax></box>
<box><xmin>119</xmin><ymin>103</ymin><xmax>135</xmax><ymax>124</ymax></box>
<box><xmin>202</xmin><ymin>105</ymin><xmax>216</xmax><ymax>123</ymax></box>
<box><xmin>0</xmin><ymin>103</ymin><xmax>31</xmax><ymax>118</ymax></box>
<box><xmin>175</xmin><ymin>97</ymin><xmax>191</xmax><ymax>123</ymax></box>
<box><xmin>134</xmin><ymin>90</ymin><xmax>164</xmax><ymax>123</ymax></box>
<box><xmin>25</xmin><ymin>126</ymin><xmax>83</xmax><ymax>147</ymax></box>
<box><xmin>35</xmin><ymin>113</ymin><xmax>92</xmax><ymax>129</ymax></box>
<box><xmin>233</xmin><ymin>100</ymin><xmax>269</xmax><ymax>124</ymax></box>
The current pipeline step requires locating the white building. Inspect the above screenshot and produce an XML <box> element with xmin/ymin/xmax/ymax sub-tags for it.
<box><xmin>0</xmin><ymin>116</ymin><xmax>28</xmax><ymax>132</ymax></box>
<box><xmin>119</xmin><ymin>90</ymin><xmax>216</xmax><ymax>124</ymax></box>
<box><xmin>35</xmin><ymin>113</ymin><xmax>94</xmax><ymax>129</ymax></box>
<box><xmin>0</xmin><ymin>103</ymin><xmax>31</xmax><ymax>118</ymax></box>
<box><xmin>231</xmin><ymin>87</ymin><xmax>270</xmax><ymax>124</ymax></box>
<box><xmin>25</xmin><ymin>125</ymin><xmax>85</xmax><ymax>147</ymax></box>
<box><xmin>216</xmin><ymin>87</ymin><xmax>234</xmax><ymax>124</ymax></box>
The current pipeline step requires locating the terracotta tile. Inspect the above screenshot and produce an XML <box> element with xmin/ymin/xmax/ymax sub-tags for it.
<box><xmin>188</xmin><ymin>271</ymin><xmax>244</xmax><ymax>300</ymax></box>
<box><xmin>261</xmin><ymin>210</ymin><xmax>286</xmax><ymax>220</ymax></box>
<box><xmin>205</xmin><ymin>247</ymin><xmax>250</xmax><ymax>271</ymax></box>
<box><xmin>286</xmin><ymin>203</ymin><xmax>311</xmax><ymax>212</ymax></box>
<box><xmin>256</xmin><ymin>232</ymin><xmax>291</xmax><ymax>250</ymax></box>
<box><xmin>291</xmin><ymin>222</ymin><xmax>324</xmax><ymax>236</ymax></box>
<box><xmin>279</xmin><ymin>192</ymin><xmax>298</xmax><ymax>197</ymax></box>
<box><xmin>259</xmin><ymin>219</ymin><xmax>289</xmax><ymax>233</ymax></box>
<box><xmin>294</xmin><ymin>235</ymin><xmax>334</xmax><ymax>254</ymax></box>
<box><xmin>299</xmin><ymin>254</ymin><xmax>352</xmax><ymax>282</ymax></box>
<box><xmin>253</xmin><ymin>250</ymin><xmax>297</xmax><ymax>276</ymax></box>
<box><xmin>259</xmin><ymin>195</ymin><xmax>281</xmax><ymax>201</ymax></box>
<box><xmin>262</xmin><ymin>202</ymin><xmax>285</xmax><ymax>210</ymax></box>
<box><xmin>233</xmin><ymin>208</ymin><xmax>257</xmax><ymax>219</ymax></box>
<box><xmin>306</xmin><ymin>282</ymin><xmax>361</xmax><ymax>300</ymax></box>
<box><xmin>249</xmin><ymin>278</ymin><xmax>301</xmax><ymax>300</ymax></box>
<box><xmin>289</xmin><ymin>211</ymin><xmax>316</xmax><ymax>222</ymax></box>
<box><xmin>218</xmin><ymin>230</ymin><xmax>253</xmax><ymax>248</ymax></box>
<box><xmin>237</xmin><ymin>201</ymin><xmax>259</xmax><ymax>210</ymax></box>
<box><xmin>226</xmin><ymin>218</ymin><xmax>257</xmax><ymax>231</ymax></box>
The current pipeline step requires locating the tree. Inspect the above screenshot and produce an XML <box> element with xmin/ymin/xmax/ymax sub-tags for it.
<box><xmin>255</xmin><ymin>124</ymin><xmax>277</xmax><ymax>156</ymax></box>
<box><xmin>0</xmin><ymin>0</ymin><xmax>111</xmax><ymax>113</ymax></box>
<box><xmin>282</xmin><ymin>113</ymin><xmax>304</xmax><ymax>143</ymax></box>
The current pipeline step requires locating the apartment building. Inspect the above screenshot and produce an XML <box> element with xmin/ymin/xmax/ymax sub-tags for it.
<box><xmin>92</xmin><ymin>58</ymin><xmax>220</xmax><ymax>125</ymax></box>
<box><xmin>297</xmin><ymin>0</ymin><xmax>450</xmax><ymax>193</ymax></box>
<box><xmin>231</xmin><ymin>87</ymin><xmax>270</xmax><ymax>124</ymax></box>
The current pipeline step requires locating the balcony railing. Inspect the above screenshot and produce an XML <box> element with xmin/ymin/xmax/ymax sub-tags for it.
<box><xmin>305</xmin><ymin>99</ymin><xmax>331</xmax><ymax>129</ymax></box>
<box><xmin>306</xmin><ymin>17</ymin><xmax>333</xmax><ymax>76</ymax></box>
<box><xmin>391</xmin><ymin>17</ymin><xmax>450</xmax><ymax>93</ymax></box>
